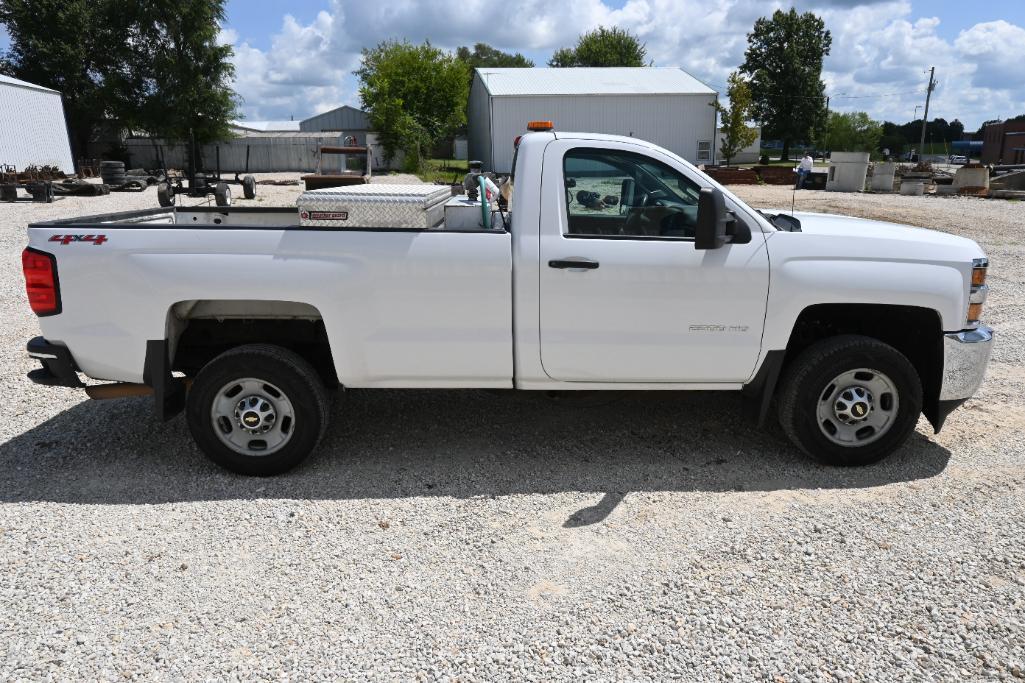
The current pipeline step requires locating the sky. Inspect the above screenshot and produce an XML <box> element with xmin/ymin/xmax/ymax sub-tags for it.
<box><xmin>3</xmin><ymin>1</ymin><xmax>1025</xmax><ymax>129</ymax></box>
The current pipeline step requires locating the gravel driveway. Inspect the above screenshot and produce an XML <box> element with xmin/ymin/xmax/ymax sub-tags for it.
<box><xmin>1</xmin><ymin>180</ymin><xmax>1023</xmax><ymax>680</ymax></box>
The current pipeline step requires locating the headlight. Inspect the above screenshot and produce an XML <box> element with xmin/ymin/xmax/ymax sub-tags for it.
<box><xmin>968</xmin><ymin>257</ymin><xmax>988</xmax><ymax>326</ymax></box>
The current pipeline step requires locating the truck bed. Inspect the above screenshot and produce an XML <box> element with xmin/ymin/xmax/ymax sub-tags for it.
<box><xmin>27</xmin><ymin>206</ymin><xmax>514</xmax><ymax>388</ymax></box>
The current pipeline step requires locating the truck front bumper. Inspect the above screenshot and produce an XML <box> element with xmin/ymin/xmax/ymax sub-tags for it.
<box><xmin>940</xmin><ymin>326</ymin><xmax>994</xmax><ymax>401</ymax></box>
<box><xmin>26</xmin><ymin>336</ymin><xmax>84</xmax><ymax>388</ymax></box>
<box><xmin>929</xmin><ymin>325</ymin><xmax>993</xmax><ymax>432</ymax></box>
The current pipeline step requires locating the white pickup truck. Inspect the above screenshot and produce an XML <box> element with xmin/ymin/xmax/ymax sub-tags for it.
<box><xmin>22</xmin><ymin>129</ymin><xmax>993</xmax><ymax>475</ymax></box>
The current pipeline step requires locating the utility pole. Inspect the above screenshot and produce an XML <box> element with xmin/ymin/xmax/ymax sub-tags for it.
<box><xmin>918</xmin><ymin>67</ymin><xmax>936</xmax><ymax>161</ymax></box>
<box><xmin>823</xmin><ymin>95</ymin><xmax>830</xmax><ymax>160</ymax></box>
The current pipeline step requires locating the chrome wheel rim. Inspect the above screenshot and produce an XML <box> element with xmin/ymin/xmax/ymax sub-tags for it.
<box><xmin>816</xmin><ymin>368</ymin><xmax>899</xmax><ymax>447</ymax></box>
<box><xmin>211</xmin><ymin>378</ymin><xmax>295</xmax><ymax>456</ymax></box>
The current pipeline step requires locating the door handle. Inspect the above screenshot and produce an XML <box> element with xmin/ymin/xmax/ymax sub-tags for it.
<box><xmin>548</xmin><ymin>259</ymin><xmax>599</xmax><ymax>270</ymax></box>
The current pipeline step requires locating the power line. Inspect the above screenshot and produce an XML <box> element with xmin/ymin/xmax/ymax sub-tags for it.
<box><xmin>831</xmin><ymin>90</ymin><xmax>925</xmax><ymax>100</ymax></box>
<box><xmin>709</xmin><ymin>84</ymin><xmax>926</xmax><ymax>101</ymax></box>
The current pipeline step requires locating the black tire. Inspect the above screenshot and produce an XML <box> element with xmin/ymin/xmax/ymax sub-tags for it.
<box><xmin>242</xmin><ymin>174</ymin><xmax>256</xmax><ymax>199</ymax></box>
<box><xmin>777</xmin><ymin>335</ymin><xmax>922</xmax><ymax>466</ymax></box>
<box><xmin>157</xmin><ymin>182</ymin><xmax>175</xmax><ymax>207</ymax></box>
<box><xmin>100</xmin><ymin>161</ymin><xmax>126</xmax><ymax>185</ymax></box>
<box><xmin>214</xmin><ymin>182</ymin><xmax>231</xmax><ymax>206</ymax></box>
<box><xmin>1</xmin><ymin>185</ymin><xmax>17</xmax><ymax>202</ymax></box>
<box><xmin>186</xmin><ymin>344</ymin><xmax>331</xmax><ymax>476</ymax></box>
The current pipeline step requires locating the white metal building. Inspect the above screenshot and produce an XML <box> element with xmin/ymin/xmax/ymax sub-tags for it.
<box><xmin>0</xmin><ymin>75</ymin><xmax>75</xmax><ymax>173</ymax></box>
<box><xmin>715</xmin><ymin>126</ymin><xmax>762</xmax><ymax>165</ymax></box>
<box><xmin>468</xmin><ymin>67</ymin><xmax>717</xmax><ymax>173</ymax></box>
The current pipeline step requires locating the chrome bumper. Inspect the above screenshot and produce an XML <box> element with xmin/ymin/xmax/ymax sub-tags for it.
<box><xmin>939</xmin><ymin>326</ymin><xmax>994</xmax><ymax>401</ymax></box>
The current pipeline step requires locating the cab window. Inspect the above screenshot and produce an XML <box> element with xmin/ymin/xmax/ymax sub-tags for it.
<box><xmin>562</xmin><ymin>148</ymin><xmax>701</xmax><ymax>238</ymax></box>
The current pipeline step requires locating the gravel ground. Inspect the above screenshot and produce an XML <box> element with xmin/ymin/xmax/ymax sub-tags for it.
<box><xmin>1</xmin><ymin>181</ymin><xmax>1024</xmax><ymax>681</ymax></box>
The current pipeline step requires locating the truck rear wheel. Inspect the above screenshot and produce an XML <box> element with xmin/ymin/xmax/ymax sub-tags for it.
<box><xmin>777</xmin><ymin>335</ymin><xmax>922</xmax><ymax>466</ymax></box>
<box><xmin>186</xmin><ymin>344</ymin><xmax>330</xmax><ymax>476</ymax></box>
<box><xmin>242</xmin><ymin>175</ymin><xmax>256</xmax><ymax>199</ymax></box>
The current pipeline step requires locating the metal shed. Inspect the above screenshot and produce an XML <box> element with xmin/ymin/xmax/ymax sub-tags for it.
<box><xmin>0</xmin><ymin>75</ymin><xmax>75</xmax><ymax>173</ymax></box>
<box><xmin>124</xmin><ymin>131</ymin><xmax>346</xmax><ymax>173</ymax></box>
<box><xmin>300</xmin><ymin>106</ymin><xmax>370</xmax><ymax>134</ymax></box>
<box><xmin>468</xmin><ymin>67</ymin><xmax>718</xmax><ymax>173</ymax></box>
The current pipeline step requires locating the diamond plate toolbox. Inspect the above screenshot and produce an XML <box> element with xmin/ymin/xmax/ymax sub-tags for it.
<box><xmin>297</xmin><ymin>184</ymin><xmax>452</xmax><ymax>229</ymax></box>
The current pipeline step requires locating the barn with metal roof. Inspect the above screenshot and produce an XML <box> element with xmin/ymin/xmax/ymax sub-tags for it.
<box><xmin>468</xmin><ymin>67</ymin><xmax>718</xmax><ymax>173</ymax></box>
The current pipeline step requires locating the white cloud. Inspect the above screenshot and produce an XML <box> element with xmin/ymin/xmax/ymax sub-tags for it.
<box><xmin>227</xmin><ymin>10</ymin><xmax>352</xmax><ymax>121</ymax></box>
<box><xmin>221</xmin><ymin>0</ymin><xmax>1025</xmax><ymax>129</ymax></box>
<box><xmin>955</xmin><ymin>20</ymin><xmax>1025</xmax><ymax>90</ymax></box>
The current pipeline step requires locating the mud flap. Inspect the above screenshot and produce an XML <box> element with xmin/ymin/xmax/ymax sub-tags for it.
<box><xmin>143</xmin><ymin>339</ymin><xmax>185</xmax><ymax>421</ymax></box>
<box><xmin>742</xmin><ymin>350</ymin><xmax>786</xmax><ymax>427</ymax></box>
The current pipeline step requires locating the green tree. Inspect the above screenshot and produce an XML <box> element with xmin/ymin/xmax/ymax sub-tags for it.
<box><xmin>0</xmin><ymin>0</ymin><xmax>147</xmax><ymax>161</ymax></box>
<box><xmin>548</xmin><ymin>26</ymin><xmax>647</xmax><ymax>67</ymax></box>
<box><xmin>879</xmin><ymin>122</ymin><xmax>906</xmax><ymax>156</ymax></box>
<box><xmin>715</xmin><ymin>72</ymin><xmax>758</xmax><ymax>166</ymax></box>
<box><xmin>134</xmin><ymin>0</ymin><xmax>239</xmax><ymax>171</ymax></box>
<box><xmin>356</xmin><ymin>40</ymin><xmax>468</xmax><ymax>171</ymax></box>
<box><xmin>457</xmin><ymin>43</ymin><xmax>533</xmax><ymax>74</ymax></box>
<box><xmin>0</xmin><ymin>0</ymin><xmax>238</xmax><ymax>168</ymax></box>
<box><xmin>820</xmin><ymin>111</ymin><xmax>882</xmax><ymax>153</ymax></box>
<box><xmin>740</xmin><ymin>8</ymin><xmax>831</xmax><ymax>161</ymax></box>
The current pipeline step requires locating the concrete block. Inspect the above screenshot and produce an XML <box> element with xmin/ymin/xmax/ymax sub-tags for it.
<box><xmin>900</xmin><ymin>181</ymin><xmax>925</xmax><ymax>196</ymax></box>
<box><xmin>953</xmin><ymin>166</ymin><xmax>990</xmax><ymax>191</ymax></box>
<box><xmin>991</xmin><ymin>170</ymin><xmax>1025</xmax><ymax>191</ymax></box>
<box><xmin>826</xmin><ymin>152</ymin><xmax>869</xmax><ymax>192</ymax></box>
<box><xmin>869</xmin><ymin>162</ymin><xmax>896</xmax><ymax>192</ymax></box>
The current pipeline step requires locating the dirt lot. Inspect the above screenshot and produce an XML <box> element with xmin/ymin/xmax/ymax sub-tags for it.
<box><xmin>1</xmin><ymin>181</ymin><xmax>1023</xmax><ymax>680</ymax></box>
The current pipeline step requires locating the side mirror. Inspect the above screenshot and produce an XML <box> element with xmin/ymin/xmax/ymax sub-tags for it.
<box><xmin>695</xmin><ymin>187</ymin><xmax>730</xmax><ymax>249</ymax></box>
<box><xmin>695</xmin><ymin>187</ymin><xmax>750</xmax><ymax>249</ymax></box>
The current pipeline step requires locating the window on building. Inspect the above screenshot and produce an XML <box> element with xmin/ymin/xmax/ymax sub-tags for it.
<box><xmin>696</xmin><ymin>141</ymin><xmax>712</xmax><ymax>162</ymax></box>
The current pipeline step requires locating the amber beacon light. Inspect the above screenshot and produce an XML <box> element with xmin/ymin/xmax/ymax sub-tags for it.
<box><xmin>527</xmin><ymin>121</ymin><xmax>554</xmax><ymax>132</ymax></box>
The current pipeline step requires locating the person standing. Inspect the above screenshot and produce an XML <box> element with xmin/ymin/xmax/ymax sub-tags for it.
<box><xmin>796</xmin><ymin>152</ymin><xmax>815</xmax><ymax>189</ymax></box>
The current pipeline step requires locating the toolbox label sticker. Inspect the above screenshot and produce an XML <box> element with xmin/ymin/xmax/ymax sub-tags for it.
<box><xmin>301</xmin><ymin>210</ymin><xmax>349</xmax><ymax>221</ymax></box>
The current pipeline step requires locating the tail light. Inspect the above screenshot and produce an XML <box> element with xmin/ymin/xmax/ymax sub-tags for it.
<box><xmin>22</xmin><ymin>247</ymin><xmax>61</xmax><ymax>316</ymax></box>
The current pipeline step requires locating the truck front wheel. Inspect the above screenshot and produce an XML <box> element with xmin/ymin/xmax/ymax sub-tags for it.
<box><xmin>777</xmin><ymin>335</ymin><xmax>922</xmax><ymax>466</ymax></box>
<box><xmin>186</xmin><ymin>344</ymin><xmax>330</xmax><ymax>475</ymax></box>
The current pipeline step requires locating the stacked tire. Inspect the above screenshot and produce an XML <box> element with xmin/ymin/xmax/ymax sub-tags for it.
<box><xmin>99</xmin><ymin>160</ymin><xmax>126</xmax><ymax>187</ymax></box>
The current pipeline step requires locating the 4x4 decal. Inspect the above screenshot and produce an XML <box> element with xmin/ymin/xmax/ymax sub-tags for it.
<box><xmin>49</xmin><ymin>234</ymin><xmax>108</xmax><ymax>245</ymax></box>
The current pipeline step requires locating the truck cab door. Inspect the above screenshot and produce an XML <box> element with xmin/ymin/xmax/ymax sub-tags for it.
<box><xmin>538</xmin><ymin>140</ymin><xmax>769</xmax><ymax>383</ymax></box>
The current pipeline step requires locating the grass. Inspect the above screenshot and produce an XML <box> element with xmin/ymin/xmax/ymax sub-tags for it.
<box><xmin>415</xmin><ymin>158</ymin><xmax>469</xmax><ymax>184</ymax></box>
